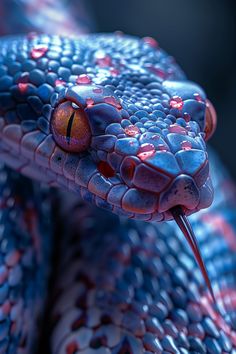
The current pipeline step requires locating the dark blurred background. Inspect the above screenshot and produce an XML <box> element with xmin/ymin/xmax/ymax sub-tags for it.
<box><xmin>89</xmin><ymin>0</ymin><xmax>236</xmax><ymax>179</ymax></box>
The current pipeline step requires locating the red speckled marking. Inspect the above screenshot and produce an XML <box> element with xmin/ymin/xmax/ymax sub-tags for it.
<box><xmin>55</xmin><ymin>79</ymin><xmax>66</xmax><ymax>86</ymax></box>
<box><xmin>18</xmin><ymin>83</ymin><xmax>28</xmax><ymax>94</ymax></box>
<box><xmin>181</xmin><ymin>141</ymin><xmax>192</xmax><ymax>150</ymax></box>
<box><xmin>30</xmin><ymin>45</ymin><xmax>48</xmax><ymax>59</ymax></box>
<box><xmin>124</xmin><ymin>125</ymin><xmax>140</xmax><ymax>137</ymax></box>
<box><xmin>96</xmin><ymin>53</ymin><xmax>112</xmax><ymax>67</ymax></box>
<box><xmin>169</xmin><ymin>124</ymin><xmax>187</xmax><ymax>135</ymax></box>
<box><xmin>143</xmin><ymin>36</ymin><xmax>159</xmax><ymax>48</ymax></box>
<box><xmin>137</xmin><ymin>143</ymin><xmax>156</xmax><ymax>160</ymax></box>
<box><xmin>169</xmin><ymin>96</ymin><xmax>184</xmax><ymax>110</ymax></box>
<box><xmin>104</xmin><ymin>96</ymin><xmax>122</xmax><ymax>109</ymax></box>
<box><xmin>76</xmin><ymin>74</ymin><xmax>92</xmax><ymax>84</ymax></box>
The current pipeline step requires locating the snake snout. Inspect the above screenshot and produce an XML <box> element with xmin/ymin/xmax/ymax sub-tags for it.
<box><xmin>159</xmin><ymin>174</ymin><xmax>200</xmax><ymax>212</ymax></box>
<box><xmin>119</xmin><ymin>148</ymin><xmax>213</xmax><ymax>218</ymax></box>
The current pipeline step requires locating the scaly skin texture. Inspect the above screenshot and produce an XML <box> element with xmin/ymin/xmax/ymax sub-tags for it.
<box><xmin>0</xmin><ymin>165</ymin><xmax>52</xmax><ymax>353</ymax></box>
<box><xmin>0</xmin><ymin>33</ymin><xmax>213</xmax><ymax>221</ymax></box>
<box><xmin>0</xmin><ymin>33</ymin><xmax>235</xmax><ymax>353</ymax></box>
<box><xmin>50</xmin><ymin>158</ymin><xmax>236</xmax><ymax>354</ymax></box>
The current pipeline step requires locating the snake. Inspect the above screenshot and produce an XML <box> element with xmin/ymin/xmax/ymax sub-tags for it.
<box><xmin>0</xmin><ymin>1</ymin><xmax>235</xmax><ymax>353</ymax></box>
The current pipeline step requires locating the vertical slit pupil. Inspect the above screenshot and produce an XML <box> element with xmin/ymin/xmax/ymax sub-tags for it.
<box><xmin>66</xmin><ymin>111</ymin><xmax>75</xmax><ymax>144</ymax></box>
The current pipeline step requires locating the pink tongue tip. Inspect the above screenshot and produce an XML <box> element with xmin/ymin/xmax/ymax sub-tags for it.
<box><xmin>170</xmin><ymin>205</ymin><xmax>216</xmax><ymax>304</ymax></box>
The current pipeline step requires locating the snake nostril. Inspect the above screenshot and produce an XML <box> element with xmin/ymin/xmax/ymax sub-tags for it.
<box><xmin>97</xmin><ymin>161</ymin><xmax>115</xmax><ymax>178</ymax></box>
<box><xmin>159</xmin><ymin>175</ymin><xmax>200</xmax><ymax>212</ymax></box>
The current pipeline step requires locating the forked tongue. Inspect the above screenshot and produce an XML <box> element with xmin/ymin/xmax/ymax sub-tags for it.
<box><xmin>170</xmin><ymin>205</ymin><xmax>216</xmax><ymax>304</ymax></box>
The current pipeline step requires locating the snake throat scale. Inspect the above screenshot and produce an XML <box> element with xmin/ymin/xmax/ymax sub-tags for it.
<box><xmin>0</xmin><ymin>3</ymin><xmax>235</xmax><ymax>354</ymax></box>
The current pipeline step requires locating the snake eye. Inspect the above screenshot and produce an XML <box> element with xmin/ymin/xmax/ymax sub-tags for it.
<box><xmin>51</xmin><ymin>101</ymin><xmax>91</xmax><ymax>152</ymax></box>
<box><xmin>204</xmin><ymin>99</ymin><xmax>217</xmax><ymax>141</ymax></box>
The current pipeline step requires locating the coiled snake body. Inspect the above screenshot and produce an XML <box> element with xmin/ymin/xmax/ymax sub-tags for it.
<box><xmin>0</xmin><ymin>13</ymin><xmax>235</xmax><ymax>354</ymax></box>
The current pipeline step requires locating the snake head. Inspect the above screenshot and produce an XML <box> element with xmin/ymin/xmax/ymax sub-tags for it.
<box><xmin>49</xmin><ymin>67</ymin><xmax>217</xmax><ymax>300</ymax></box>
<box><xmin>0</xmin><ymin>34</ymin><xmax>217</xmax><ymax>221</ymax></box>
<box><xmin>51</xmin><ymin>77</ymin><xmax>216</xmax><ymax>222</ymax></box>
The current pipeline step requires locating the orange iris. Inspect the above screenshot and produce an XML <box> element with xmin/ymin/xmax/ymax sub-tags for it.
<box><xmin>51</xmin><ymin>101</ymin><xmax>91</xmax><ymax>153</ymax></box>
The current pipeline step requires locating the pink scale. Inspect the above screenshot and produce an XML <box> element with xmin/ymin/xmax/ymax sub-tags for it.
<box><xmin>55</xmin><ymin>79</ymin><xmax>66</xmax><ymax>86</ymax></box>
<box><xmin>181</xmin><ymin>141</ymin><xmax>192</xmax><ymax>150</ymax></box>
<box><xmin>93</xmin><ymin>87</ymin><xmax>103</xmax><ymax>94</ymax></box>
<box><xmin>169</xmin><ymin>124</ymin><xmax>187</xmax><ymax>135</ymax></box>
<box><xmin>18</xmin><ymin>83</ymin><xmax>28</xmax><ymax>94</ymax></box>
<box><xmin>158</xmin><ymin>144</ymin><xmax>168</xmax><ymax>152</ymax></box>
<box><xmin>104</xmin><ymin>96</ymin><xmax>122</xmax><ymax>110</ymax></box>
<box><xmin>143</xmin><ymin>37</ymin><xmax>159</xmax><ymax>48</ymax></box>
<box><xmin>76</xmin><ymin>74</ymin><xmax>92</xmax><ymax>84</ymax></box>
<box><xmin>86</xmin><ymin>98</ymin><xmax>94</xmax><ymax>107</ymax></box>
<box><xmin>110</xmin><ymin>68</ymin><xmax>120</xmax><ymax>76</ymax></box>
<box><xmin>30</xmin><ymin>45</ymin><xmax>48</xmax><ymax>59</ymax></box>
<box><xmin>124</xmin><ymin>125</ymin><xmax>140</xmax><ymax>137</ymax></box>
<box><xmin>96</xmin><ymin>53</ymin><xmax>112</xmax><ymax>67</ymax></box>
<box><xmin>169</xmin><ymin>96</ymin><xmax>184</xmax><ymax>110</ymax></box>
<box><xmin>137</xmin><ymin>143</ymin><xmax>155</xmax><ymax>160</ymax></box>
<box><xmin>146</xmin><ymin>64</ymin><xmax>166</xmax><ymax>79</ymax></box>
<box><xmin>66</xmin><ymin>342</ymin><xmax>78</xmax><ymax>354</ymax></box>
